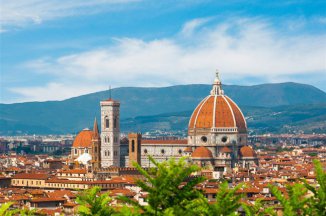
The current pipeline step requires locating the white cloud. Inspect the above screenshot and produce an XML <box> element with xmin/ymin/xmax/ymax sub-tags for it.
<box><xmin>180</xmin><ymin>17</ymin><xmax>212</xmax><ymax>36</ymax></box>
<box><xmin>0</xmin><ymin>0</ymin><xmax>139</xmax><ymax>31</ymax></box>
<box><xmin>13</xmin><ymin>18</ymin><xmax>326</xmax><ymax>102</ymax></box>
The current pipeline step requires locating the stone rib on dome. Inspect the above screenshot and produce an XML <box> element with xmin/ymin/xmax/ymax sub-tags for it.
<box><xmin>72</xmin><ymin>129</ymin><xmax>94</xmax><ymax>148</ymax></box>
<box><xmin>188</xmin><ymin>72</ymin><xmax>247</xmax><ymax>133</ymax></box>
<box><xmin>191</xmin><ymin>146</ymin><xmax>213</xmax><ymax>158</ymax></box>
<box><xmin>188</xmin><ymin>95</ymin><xmax>247</xmax><ymax>132</ymax></box>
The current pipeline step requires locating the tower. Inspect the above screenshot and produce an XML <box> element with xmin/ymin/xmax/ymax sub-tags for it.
<box><xmin>128</xmin><ymin>133</ymin><xmax>142</xmax><ymax>167</ymax></box>
<box><xmin>100</xmin><ymin>98</ymin><xmax>120</xmax><ymax>167</ymax></box>
<box><xmin>91</xmin><ymin>118</ymin><xmax>101</xmax><ymax>170</ymax></box>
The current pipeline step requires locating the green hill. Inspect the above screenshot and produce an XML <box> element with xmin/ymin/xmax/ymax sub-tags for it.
<box><xmin>0</xmin><ymin>82</ymin><xmax>325</xmax><ymax>135</ymax></box>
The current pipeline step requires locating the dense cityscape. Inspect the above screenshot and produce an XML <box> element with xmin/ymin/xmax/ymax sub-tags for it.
<box><xmin>1</xmin><ymin>1</ymin><xmax>325</xmax><ymax>215</ymax></box>
<box><xmin>0</xmin><ymin>74</ymin><xmax>325</xmax><ymax>215</ymax></box>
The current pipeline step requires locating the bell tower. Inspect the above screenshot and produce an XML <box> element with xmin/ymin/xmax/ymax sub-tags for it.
<box><xmin>91</xmin><ymin>117</ymin><xmax>101</xmax><ymax>170</ymax></box>
<box><xmin>100</xmin><ymin>98</ymin><xmax>120</xmax><ymax>167</ymax></box>
<box><xmin>128</xmin><ymin>133</ymin><xmax>142</xmax><ymax>167</ymax></box>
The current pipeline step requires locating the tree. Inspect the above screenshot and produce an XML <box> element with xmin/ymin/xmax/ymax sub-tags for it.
<box><xmin>300</xmin><ymin>160</ymin><xmax>326</xmax><ymax>216</ymax></box>
<box><xmin>208</xmin><ymin>181</ymin><xmax>243</xmax><ymax>216</ymax></box>
<box><xmin>0</xmin><ymin>202</ymin><xmax>38</xmax><ymax>216</ymax></box>
<box><xmin>269</xmin><ymin>183</ymin><xmax>310</xmax><ymax>216</ymax></box>
<box><xmin>76</xmin><ymin>186</ymin><xmax>115</xmax><ymax>216</ymax></box>
<box><xmin>269</xmin><ymin>160</ymin><xmax>326</xmax><ymax>216</ymax></box>
<box><xmin>242</xmin><ymin>198</ymin><xmax>275</xmax><ymax>216</ymax></box>
<box><xmin>119</xmin><ymin>156</ymin><xmax>205</xmax><ymax>215</ymax></box>
<box><xmin>0</xmin><ymin>202</ymin><xmax>18</xmax><ymax>216</ymax></box>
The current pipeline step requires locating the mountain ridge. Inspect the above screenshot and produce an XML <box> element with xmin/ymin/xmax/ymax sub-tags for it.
<box><xmin>1</xmin><ymin>82</ymin><xmax>325</xmax><ymax>135</ymax></box>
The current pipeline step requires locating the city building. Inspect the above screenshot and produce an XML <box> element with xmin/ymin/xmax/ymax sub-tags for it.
<box><xmin>68</xmin><ymin>72</ymin><xmax>258</xmax><ymax>174</ymax></box>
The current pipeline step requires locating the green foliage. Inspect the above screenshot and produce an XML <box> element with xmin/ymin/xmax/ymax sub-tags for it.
<box><xmin>300</xmin><ymin>160</ymin><xmax>326</xmax><ymax>216</ymax></box>
<box><xmin>0</xmin><ymin>202</ymin><xmax>17</xmax><ymax>216</ymax></box>
<box><xmin>269</xmin><ymin>160</ymin><xmax>326</xmax><ymax>216</ymax></box>
<box><xmin>208</xmin><ymin>181</ymin><xmax>243</xmax><ymax>216</ymax></box>
<box><xmin>76</xmin><ymin>186</ymin><xmax>115</xmax><ymax>216</ymax></box>
<box><xmin>269</xmin><ymin>183</ymin><xmax>310</xmax><ymax>216</ymax></box>
<box><xmin>119</xmin><ymin>156</ymin><xmax>205</xmax><ymax>215</ymax></box>
<box><xmin>242</xmin><ymin>198</ymin><xmax>275</xmax><ymax>216</ymax></box>
<box><xmin>0</xmin><ymin>202</ymin><xmax>37</xmax><ymax>216</ymax></box>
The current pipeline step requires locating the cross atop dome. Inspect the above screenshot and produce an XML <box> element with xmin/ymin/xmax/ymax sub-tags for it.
<box><xmin>210</xmin><ymin>69</ymin><xmax>224</xmax><ymax>95</ymax></box>
<box><xmin>214</xmin><ymin>69</ymin><xmax>221</xmax><ymax>84</ymax></box>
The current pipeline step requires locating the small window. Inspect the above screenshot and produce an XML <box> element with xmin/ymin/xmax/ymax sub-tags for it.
<box><xmin>221</xmin><ymin>136</ymin><xmax>228</xmax><ymax>143</ymax></box>
<box><xmin>178</xmin><ymin>149</ymin><xmax>182</xmax><ymax>154</ymax></box>
<box><xmin>105</xmin><ymin>117</ymin><xmax>110</xmax><ymax>128</ymax></box>
<box><xmin>161</xmin><ymin>149</ymin><xmax>165</xmax><ymax>154</ymax></box>
<box><xmin>74</xmin><ymin>149</ymin><xmax>77</xmax><ymax>155</ymax></box>
<box><xmin>105</xmin><ymin>151</ymin><xmax>107</xmax><ymax>156</ymax></box>
<box><xmin>201</xmin><ymin>136</ymin><xmax>207</xmax><ymax>143</ymax></box>
<box><xmin>114</xmin><ymin>118</ymin><xmax>117</xmax><ymax>128</ymax></box>
<box><xmin>132</xmin><ymin>140</ymin><xmax>135</xmax><ymax>152</ymax></box>
<box><xmin>144</xmin><ymin>149</ymin><xmax>148</xmax><ymax>154</ymax></box>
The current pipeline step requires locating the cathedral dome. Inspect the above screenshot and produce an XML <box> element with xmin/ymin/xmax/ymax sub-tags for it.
<box><xmin>191</xmin><ymin>146</ymin><xmax>213</xmax><ymax>158</ymax></box>
<box><xmin>188</xmin><ymin>72</ymin><xmax>246</xmax><ymax>133</ymax></box>
<box><xmin>240</xmin><ymin>146</ymin><xmax>256</xmax><ymax>157</ymax></box>
<box><xmin>220</xmin><ymin>146</ymin><xmax>232</xmax><ymax>153</ymax></box>
<box><xmin>184</xmin><ymin>147</ymin><xmax>193</xmax><ymax>152</ymax></box>
<box><xmin>72</xmin><ymin>129</ymin><xmax>94</xmax><ymax>148</ymax></box>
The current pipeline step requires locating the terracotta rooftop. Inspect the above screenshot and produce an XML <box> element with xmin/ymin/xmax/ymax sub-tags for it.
<box><xmin>13</xmin><ymin>173</ymin><xmax>49</xmax><ymax>180</ymax></box>
<box><xmin>191</xmin><ymin>146</ymin><xmax>213</xmax><ymax>158</ymax></box>
<box><xmin>72</xmin><ymin>129</ymin><xmax>94</xmax><ymax>148</ymax></box>
<box><xmin>188</xmin><ymin>95</ymin><xmax>247</xmax><ymax>133</ymax></box>
<box><xmin>240</xmin><ymin>146</ymin><xmax>257</xmax><ymax>158</ymax></box>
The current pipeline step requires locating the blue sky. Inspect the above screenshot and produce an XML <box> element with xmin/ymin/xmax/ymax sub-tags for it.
<box><xmin>1</xmin><ymin>0</ymin><xmax>325</xmax><ymax>103</ymax></box>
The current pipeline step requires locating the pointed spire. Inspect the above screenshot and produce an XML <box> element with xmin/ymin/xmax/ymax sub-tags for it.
<box><xmin>92</xmin><ymin>117</ymin><xmax>99</xmax><ymax>138</ymax></box>
<box><xmin>210</xmin><ymin>69</ymin><xmax>224</xmax><ymax>95</ymax></box>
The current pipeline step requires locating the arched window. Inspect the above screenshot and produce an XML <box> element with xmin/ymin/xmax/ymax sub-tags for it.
<box><xmin>105</xmin><ymin>150</ymin><xmax>107</xmax><ymax>156</ymax></box>
<box><xmin>131</xmin><ymin>140</ymin><xmax>135</xmax><ymax>152</ymax></box>
<box><xmin>105</xmin><ymin>117</ymin><xmax>109</xmax><ymax>128</ymax></box>
<box><xmin>114</xmin><ymin>118</ymin><xmax>117</xmax><ymax>128</ymax></box>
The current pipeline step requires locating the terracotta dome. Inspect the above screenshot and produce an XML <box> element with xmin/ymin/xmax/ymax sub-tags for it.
<box><xmin>220</xmin><ymin>146</ymin><xmax>232</xmax><ymax>153</ymax></box>
<box><xmin>184</xmin><ymin>147</ymin><xmax>193</xmax><ymax>152</ymax></box>
<box><xmin>72</xmin><ymin>129</ymin><xmax>94</xmax><ymax>148</ymax></box>
<box><xmin>240</xmin><ymin>146</ymin><xmax>256</xmax><ymax>157</ymax></box>
<box><xmin>188</xmin><ymin>73</ymin><xmax>246</xmax><ymax>133</ymax></box>
<box><xmin>191</xmin><ymin>146</ymin><xmax>213</xmax><ymax>158</ymax></box>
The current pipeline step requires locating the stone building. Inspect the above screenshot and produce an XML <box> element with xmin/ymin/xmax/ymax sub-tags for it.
<box><xmin>69</xmin><ymin>72</ymin><xmax>258</xmax><ymax>173</ymax></box>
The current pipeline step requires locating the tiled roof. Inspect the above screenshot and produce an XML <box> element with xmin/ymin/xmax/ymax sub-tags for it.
<box><xmin>192</xmin><ymin>146</ymin><xmax>213</xmax><ymax>158</ymax></box>
<box><xmin>188</xmin><ymin>95</ymin><xmax>247</xmax><ymax>132</ymax></box>
<box><xmin>13</xmin><ymin>173</ymin><xmax>49</xmax><ymax>180</ymax></box>
<box><xmin>72</xmin><ymin>129</ymin><xmax>94</xmax><ymax>148</ymax></box>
